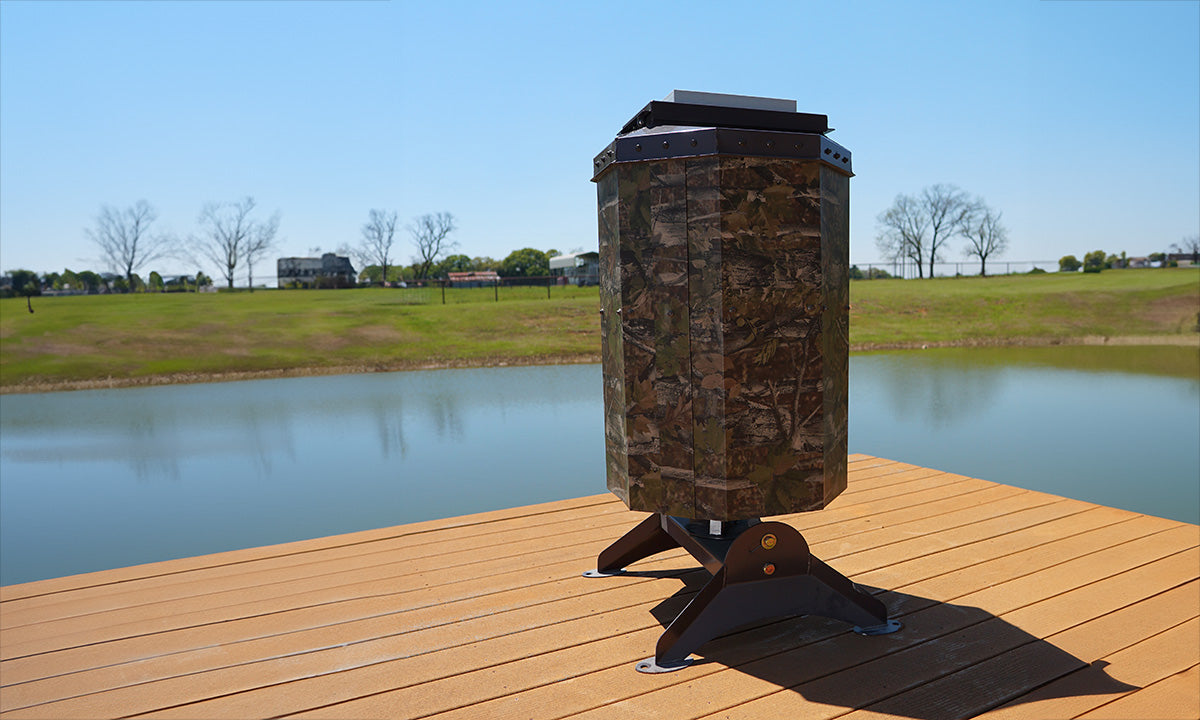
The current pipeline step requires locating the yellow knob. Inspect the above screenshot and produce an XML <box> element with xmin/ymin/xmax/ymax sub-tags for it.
<box><xmin>761</xmin><ymin>534</ymin><xmax>777</xmax><ymax>550</ymax></box>
<box><xmin>763</xmin><ymin>563</ymin><xmax>776</xmax><ymax>576</ymax></box>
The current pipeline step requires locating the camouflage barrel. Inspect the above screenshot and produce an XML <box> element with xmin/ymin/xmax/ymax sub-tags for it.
<box><xmin>591</xmin><ymin>92</ymin><xmax>853</xmax><ymax>522</ymax></box>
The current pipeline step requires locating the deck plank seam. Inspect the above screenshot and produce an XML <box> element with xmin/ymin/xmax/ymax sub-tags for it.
<box><xmin>1067</xmin><ymin>662</ymin><xmax>1200</xmax><ymax>720</ymax></box>
<box><xmin>782</xmin><ymin>476</ymin><xmax>1016</xmax><ymax>535</ymax></box>
<box><xmin>879</xmin><ymin>507</ymin><xmax>1142</xmax><ymax>589</ymax></box>
<box><xmin>817</xmin><ymin>491</ymin><xmax>1060</xmax><ymax>566</ymax></box>
<box><xmin>0</xmin><ymin>527</ymin><xmax>683</xmax><ymax>636</ymax></box>
<box><xmin>0</xmin><ymin>567</ymin><xmax>711</xmax><ymax>701</ymax></box>
<box><xmin>914</xmin><ymin>532</ymin><xmax>1198</xmax><ymax>612</ymax></box>
<box><xmin>971</xmin><ymin>605</ymin><xmax>1200</xmax><ymax>718</ymax></box>
<box><xmin>0</xmin><ymin>512</ymin><xmax>648</xmax><ymax>624</ymax></box>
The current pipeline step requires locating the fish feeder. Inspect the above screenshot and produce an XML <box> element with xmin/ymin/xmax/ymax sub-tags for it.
<box><xmin>586</xmin><ymin>91</ymin><xmax>899</xmax><ymax>673</ymax></box>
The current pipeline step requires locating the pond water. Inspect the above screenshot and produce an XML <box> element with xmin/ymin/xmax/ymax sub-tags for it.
<box><xmin>1</xmin><ymin>346</ymin><xmax>1197</xmax><ymax>586</ymax></box>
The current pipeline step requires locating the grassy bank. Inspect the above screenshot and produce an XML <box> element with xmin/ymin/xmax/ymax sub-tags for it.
<box><xmin>1</xmin><ymin>269</ymin><xmax>1196</xmax><ymax>391</ymax></box>
<box><xmin>849</xmin><ymin>268</ymin><xmax>1199</xmax><ymax>347</ymax></box>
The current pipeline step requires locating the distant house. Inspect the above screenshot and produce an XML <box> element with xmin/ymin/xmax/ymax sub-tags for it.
<box><xmin>277</xmin><ymin>254</ymin><xmax>357</xmax><ymax>288</ymax></box>
<box><xmin>1125</xmin><ymin>257</ymin><xmax>1150</xmax><ymax>269</ymax></box>
<box><xmin>447</xmin><ymin>271</ymin><xmax>500</xmax><ymax>288</ymax></box>
<box><xmin>549</xmin><ymin>251</ymin><xmax>599</xmax><ymax>285</ymax></box>
<box><xmin>1167</xmin><ymin>253</ymin><xmax>1197</xmax><ymax>268</ymax></box>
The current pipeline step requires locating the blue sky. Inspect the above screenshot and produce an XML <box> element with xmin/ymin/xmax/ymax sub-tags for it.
<box><xmin>1</xmin><ymin>0</ymin><xmax>1197</xmax><ymax>281</ymax></box>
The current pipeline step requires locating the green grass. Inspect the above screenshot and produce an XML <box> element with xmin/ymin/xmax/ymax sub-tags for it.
<box><xmin>0</xmin><ymin>288</ymin><xmax>601</xmax><ymax>388</ymax></box>
<box><xmin>849</xmin><ymin>268</ymin><xmax>1199</xmax><ymax>346</ymax></box>
<box><xmin>1</xmin><ymin>269</ymin><xmax>1196</xmax><ymax>390</ymax></box>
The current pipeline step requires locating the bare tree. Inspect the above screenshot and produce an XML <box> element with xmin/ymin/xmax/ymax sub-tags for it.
<box><xmin>920</xmin><ymin>184</ymin><xmax>975</xmax><ymax>279</ymax></box>
<box><xmin>962</xmin><ymin>203</ymin><xmax>1009</xmax><ymax>277</ymax></box>
<box><xmin>359</xmin><ymin>209</ymin><xmax>399</xmax><ymax>284</ymax></box>
<box><xmin>409</xmin><ymin>212</ymin><xmax>457</xmax><ymax>280</ymax></box>
<box><xmin>876</xmin><ymin>184</ymin><xmax>976</xmax><ymax>278</ymax></box>
<box><xmin>243</xmin><ymin>212</ymin><xmax>280</xmax><ymax>292</ymax></box>
<box><xmin>86</xmin><ymin>200</ymin><xmax>172</xmax><ymax>289</ymax></box>
<box><xmin>1170</xmin><ymin>235</ymin><xmax>1200</xmax><ymax>263</ymax></box>
<box><xmin>875</xmin><ymin>193</ymin><xmax>929</xmax><ymax>278</ymax></box>
<box><xmin>194</xmin><ymin>197</ymin><xmax>272</xmax><ymax>290</ymax></box>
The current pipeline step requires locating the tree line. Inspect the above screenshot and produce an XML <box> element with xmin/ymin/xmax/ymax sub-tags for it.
<box><xmin>352</xmin><ymin>209</ymin><xmax>565</xmax><ymax>286</ymax></box>
<box><xmin>3</xmin><ymin>199</ymin><xmax>576</xmax><ymax>299</ymax></box>
<box><xmin>1058</xmin><ymin>236</ymin><xmax>1199</xmax><ymax>273</ymax></box>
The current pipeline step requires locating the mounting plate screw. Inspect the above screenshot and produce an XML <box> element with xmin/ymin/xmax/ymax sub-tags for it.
<box><xmin>762</xmin><ymin>563</ymin><xmax>776</xmax><ymax>576</ymax></box>
<box><xmin>761</xmin><ymin>534</ymin><xmax>777</xmax><ymax>550</ymax></box>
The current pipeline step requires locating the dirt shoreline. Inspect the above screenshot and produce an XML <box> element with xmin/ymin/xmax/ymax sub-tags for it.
<box><xmin>2</xmin><ymin>335</ymin><xmax>1196</xmax><ymax>395</ymax></box>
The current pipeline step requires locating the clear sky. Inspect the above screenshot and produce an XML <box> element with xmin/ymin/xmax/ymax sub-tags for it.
<box><xmin>1</xmin><ymin>0</ymin><xmax>1197</xmax><ymax>281</ymax></box>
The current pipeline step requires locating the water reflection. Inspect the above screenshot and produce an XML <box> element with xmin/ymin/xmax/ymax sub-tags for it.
<box><xmin>867</xmin><ymin>352</ymin><xmax>1005</xmax><ymax>428</ymax></box>
<box><xmin>849</xmin><ymin>348</ymin><xmax>1199</xmax><ymax>529</ymax></box>
<box><xmin>1</xmin><ymin>351</ymin><xmax>1196</xmax><ymax>586</ymax></box>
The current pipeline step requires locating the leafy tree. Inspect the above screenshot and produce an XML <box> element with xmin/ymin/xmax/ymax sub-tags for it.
<box><xmin>1149</xmin><ymin>252</ymin><xmax>1167</xmax><ymax>264</ymax></box>
<box><xmin>130</xmin><ymin>273</ymin><xmax>145</xmax><ymax>293</ymax></box>
<box><xmin>76</xmin><ymin>270</ymin><xmax>102</xmax><ymax>293</ymax></box>
<box><xmin>195</xmin><ymin>272</ymin><xmax>213</xmax><ymax>289</ymax></box>
<box><xmin>113</xmin><ymin>276</ymin><xmax>130</xmax><ymax>293</ymax></box>
<box><xmin>8</xmin><ymin>269</ymin><xmax>40</xmax><ymax>312</ymax></box>
<box><xmin>1083</xmin><ymin>250</ymin><xmax>1107</xmax><ymax>273</ymax></box>
<box><xmin>470</xmin><ymin>256</ymin><xmax>499</xmax><ymax>271</ymax></box>
<box><xmin>1058</xmin><ymin>255</ymin><xmax>1082</xmax><ymax>272</ymax></box>
<box><xmin>60</xmin><ymin>269</ymin><xmax>80</xmax><ymax>292</ymax></box>
<box><xmin>9</xmin><ymin>269</ymin><xmax>41</xmax><ymax>294</ymax></box>
<box><xmin>499</xmin><ymin>248</ymin><xmax>549</xmax><ymax>277</ymax></box>
<box><xmin>42</xmin><ymin>271</ymin><xmax>61</xmax><ymax>289</ymax></box>
<box><xmin>437</xmin><ymin>254</ymin><xmax>473</xmax><ymax>277</ymax></box>
<box><xmin>359</xmin><ymin>264</ymin><xmax>407</xmax><ymax>284</ymax></box>
<box><xmin>148</xmin><ymin>271</ymin><xmax>164</xmax><ymax>292</ymax></box>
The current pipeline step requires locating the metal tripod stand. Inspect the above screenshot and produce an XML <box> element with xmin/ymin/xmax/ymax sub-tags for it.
<box><xmin>585</xmin><ymin>513</ymin><xmax>900</xmax><ymax>672</ymax></box>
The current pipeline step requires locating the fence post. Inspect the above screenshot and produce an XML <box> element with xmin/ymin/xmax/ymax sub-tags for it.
<box><xmin>547</xmin><ymin>277</ymin><xmax>551</xmax><ymax>299</ymax></box>
<box><xmin>494</xmin><ymin>280</ymin><xmax>499</xmax><ymax>302</ymax></box>
<box><xmin>441</xmin><ymin>281</ymin><xmax>446</xmax><ymax>305</ymax></box>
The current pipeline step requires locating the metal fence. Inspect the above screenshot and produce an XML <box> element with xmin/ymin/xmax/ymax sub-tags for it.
<box><xmin>365</xmin><ymin>275</ymin><xmax>601</xmax><ymax>305</ymax></box>
<box><xmin>850</xmin><ymin>260</ymin><xmax>1061</xmax><ymax>280</ymax></box>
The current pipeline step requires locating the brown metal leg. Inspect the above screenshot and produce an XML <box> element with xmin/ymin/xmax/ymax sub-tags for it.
<box><xmin>583</xmin><ymin>513</ymin><xmax>679</xmax><ymax>577</ymax></box>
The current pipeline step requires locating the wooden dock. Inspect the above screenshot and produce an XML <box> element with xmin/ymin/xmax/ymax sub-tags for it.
<box><xmin>1</xmin><ymin>454</ymin><xmax>1197</xmax><ymax>719</ymax></box>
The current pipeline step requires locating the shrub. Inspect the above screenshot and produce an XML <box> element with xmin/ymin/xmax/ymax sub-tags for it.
<box><xmin>1058</xmin><ymin>255</ymin><xmax>1082</xmax><ymax>272</ymax></box>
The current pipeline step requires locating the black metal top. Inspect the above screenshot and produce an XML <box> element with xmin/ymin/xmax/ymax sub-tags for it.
<box><xmin>591</xmin><ymin>125</ymin><xmax>853</xmax><ymax>181</ymax></box>
<box><xmin>620</xmin><ymin>100</ymin><xmax>831</xmax><ymax>137</ymax></box>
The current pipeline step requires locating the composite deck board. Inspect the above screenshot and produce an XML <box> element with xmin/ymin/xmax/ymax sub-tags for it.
<box><xmin>1</xmin><ymin>455</ymin><xmax>1196</xmax><ymax>719</ymax></box>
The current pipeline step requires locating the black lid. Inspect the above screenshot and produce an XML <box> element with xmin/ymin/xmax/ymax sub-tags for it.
<box><xmin>620</xmin><ymin>100</ymin><xmax>831</xmax><ymax>136</ymax></box>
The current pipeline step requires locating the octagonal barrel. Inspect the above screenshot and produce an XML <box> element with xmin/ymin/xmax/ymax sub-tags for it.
<box><xmin>592</xmin><ymin>91</ymin><xmax>853</xmax><ymax>521</ymax></box>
